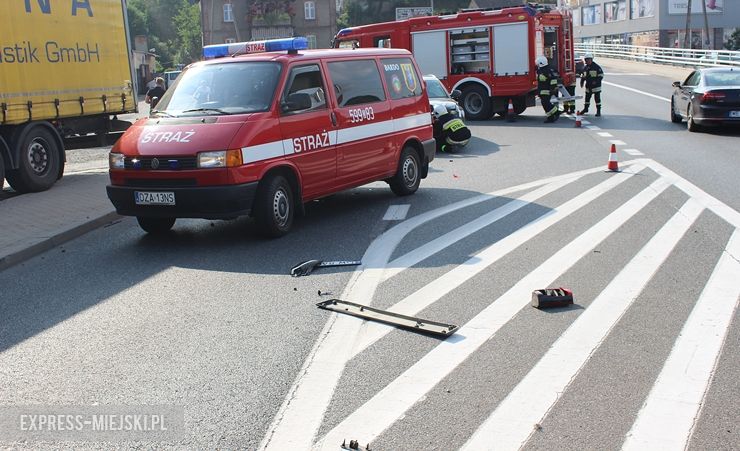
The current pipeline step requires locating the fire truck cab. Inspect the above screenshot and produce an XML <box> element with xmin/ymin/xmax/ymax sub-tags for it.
<box><xmin>333</xmin><ymin>4</ymin><xmax>575</xmax><ymax>120</ymax></box>
<box><xmin>106</xmin><ymin>38</ymin><xmax>435</xmax><ymax>237</ymax></box>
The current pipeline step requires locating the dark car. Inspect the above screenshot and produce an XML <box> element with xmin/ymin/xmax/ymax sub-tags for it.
<box><xmin>671</xmin><ymin>67</ymin><xmax>740</xmax><ymax>132</ymax></box>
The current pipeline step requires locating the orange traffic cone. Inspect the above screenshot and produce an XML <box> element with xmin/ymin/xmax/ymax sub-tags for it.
<box><xmin>506</xmin><ymin>98</ymin><xmax>515</xmax><ymax>122</ymax></box>
<box><xmin>574</xmin><ymin>112</ymin><xmax>582</xmax><ymax>128</ymax></box>
<box><xmin>607</xmin><ymin>144</ymin><xmax>619</xmax><ymax>172</ymax></box>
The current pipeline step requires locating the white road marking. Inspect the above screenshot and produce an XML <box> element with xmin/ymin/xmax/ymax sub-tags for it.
<box><xmin>259</xmin><ymin>166</ymin><xmax>630</xmax><ymax>450</ymax></box>
<box><xmin>317</xmin><ymin>177</ymin><xmax>671</xmax><ymax>450</ymax></box>
<box><xmin>623</xmin><ymin>230</ymin><xmax>740</xmax><ymax>450</ymax></box>
<box><xmin>380</xmin><ymin>164</ymin><xmax>622</xmax><ymax>282</ymax></box>
<box><xmin>610</xmin><ymin>140</ymin><xmax>627</xmax><ymax>146</ymax></box>
<box><xmin>604</xmin><ymin>73</ymin><xmax>649</xmax><ymax>76</ymax></box>
<box><xmin>354</xmin><ymin>165</ymin><xmax>644</xmax><ymax>356</ymax></box>
<box><xmin>603</xmin><ymin>81</ymin><xmax>671</xmax><ymax>103</ymax></box>
<box><xmin>598</xmin><ymin>132</ymin><xmax>613</xmax><ymax>137</ymax></box>
<box><xmin>382</xmin><ymin>204</ymin><xmax>411</xmax><ymax>221</ymax></box>
<box><xmin>463</xmin><ymin>200</ymin><xmax>704</xmax><ymax>451</ymax></box>
<box><xmin>587</xmin><ymin>125</ymin><xmax>601</xmax><ymax>130</ymax></box>
<box><xmin>582</xmin><ymin>120</ymin><xmax>592</xmax><ymax>125</ymax></box>
<box><xmin>624</xmin><ymin>149</ymin><xmax>645</xmax><ymax>156</ymax></box>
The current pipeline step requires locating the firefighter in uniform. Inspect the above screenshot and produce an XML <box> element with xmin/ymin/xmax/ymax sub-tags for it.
<box><xmin>536</xmin><ymin>56</ymin><xmax>560</xmax><ymax>123</ymax></box>
<box><xmin>579</xmin><ymin>53</ymin><xmax>604</xmax><ymax>117</ymax></box>
<box><xmin>433</xmin><ymin>104</ymin><xmax>471</xmax><ymax>153</ymax></box>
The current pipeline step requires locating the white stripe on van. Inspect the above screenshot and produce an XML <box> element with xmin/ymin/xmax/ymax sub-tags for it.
<box><xmin>241</xmin><ymin>112</ymin><xmax>431</xmax><ymax>164</ymax></box>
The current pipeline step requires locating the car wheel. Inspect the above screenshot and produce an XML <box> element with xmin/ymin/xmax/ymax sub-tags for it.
<box><xmin>389</xmin><ymin>146</ymin><xmax>421</xmax><ymax>196</ymax></box>
<box><xmin>136</xmin><ymin>217</ymin><xmax>176</xmax><ymax>234</ymax></box>
<box><xmin>460</xmin><ymin>85</ymin><xmax>491</xmax><ymax>121</ymax></box>
<box><xmin>254</xmin><ymin>174</ymin><xmax>294</xmax><ymax>238</ymax></box>
<box><xmin>670</xmin><ymin>98</ymin><xmax>683</xmax><ymax>123</ymax></box>
<box><xmin>687</xmin><ymin>106</ymin><xmax>702</xmax><ymax>132</ymax></box>
<box><xmin>5</xmin><ymin>126</ymin><xmax>62</xmax><ymax>193</ymax></box>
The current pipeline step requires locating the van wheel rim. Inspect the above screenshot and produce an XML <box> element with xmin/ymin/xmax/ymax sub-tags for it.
<box><xmin>28</xmin><ymin>139</ymin><xmax>50</xmax><ymax>174</ymax></box>
<box><xmin>273</xmin><ymin>189</ymin><xmax>290</xmax><ymax>227</ymax></box>
<box><xmin>403</xmin><ymin>157</ymin><xmax>417</xmax><ymax>187</ymax></box>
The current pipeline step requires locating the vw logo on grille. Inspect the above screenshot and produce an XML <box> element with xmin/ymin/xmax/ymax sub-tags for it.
<box><xmin>151</xmin><ymin>158</ymin><xmax>160</xmax><ymax>169</ymax></box>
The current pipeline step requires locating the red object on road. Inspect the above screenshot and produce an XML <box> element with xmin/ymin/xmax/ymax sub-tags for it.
<box><xmin>575</xmin><ymin>112</ymin><xmax>582</xmax><ymax>127</ymax></box>
<box><xmin>607</xmin><ymin>144</ymin><xmax>619</xmax><ymax>172</ymax></box>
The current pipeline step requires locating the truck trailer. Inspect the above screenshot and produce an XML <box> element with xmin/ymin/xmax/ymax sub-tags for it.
<box><xmin>332</xmin><ymin>4</ymin><xmax>576</xmax><ymax>120</ymax></box>
<box><xmin>0</xmin><ymin>0</ymin><xmax>136</xmax><ymax>192</ymax></box>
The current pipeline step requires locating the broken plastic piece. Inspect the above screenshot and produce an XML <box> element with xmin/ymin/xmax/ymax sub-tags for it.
<box><xmin>317</xmin><ymin>299</ymin><xmax>458</xmax><ymax>337</ymax></box>
<box><xmin>531</xmin><ymin>287</ymin><xmax>574</xmax><ymax>309</ymax></box>
<box><xmin>290</xmin><ymin>259</ymin><xmax>361</xmax><ymax>277</ymax></box>
<box><xmin>340</xmin><ymin>439</ymin><xmax>370</xmax><ymax>451</ymax></box>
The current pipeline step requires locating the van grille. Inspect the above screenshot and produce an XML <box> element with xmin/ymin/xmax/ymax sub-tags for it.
<box><xmin>124</xmin><ymin>156</ymin><xmax>197</xmax><ymax>170</ymax></box>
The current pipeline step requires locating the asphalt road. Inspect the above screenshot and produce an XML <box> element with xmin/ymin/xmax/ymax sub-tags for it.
<box><xmin>1</xmin><ymin>60</ymin><xmax>738</xmax><ymax>450</ymax></box>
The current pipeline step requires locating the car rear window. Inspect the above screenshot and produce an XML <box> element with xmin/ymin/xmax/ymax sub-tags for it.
<box><xmin>327</xmin><ymin>60</ymin><xmax>386</xmax><ymax>107</ymax></box>
<box><xmin>381</xmin><ymin>58</ymin><xmax>422</xmax><ymax>100</ymax></box>
<box><xmin>704</xmin><ymin>72</ymin><xmax>740</xmax><ymax>87</ymax></box>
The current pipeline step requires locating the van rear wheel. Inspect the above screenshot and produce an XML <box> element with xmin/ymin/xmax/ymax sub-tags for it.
<box><xmin>389</xmin><ymin>146</ymin><xmax>421</xmax><ymax>196</ymax></box>
<box><xmin>137</xmin><ymin>217</ymin><xmax>176</xmax><ymax>234</ymax></box>
<box><xmin>254</xmin><ymin>175</ymin><xmax>294</xmax><ymax>238</ymax></box>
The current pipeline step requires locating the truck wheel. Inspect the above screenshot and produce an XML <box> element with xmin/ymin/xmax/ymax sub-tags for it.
<box><xmin>389</xmin><ymin>146</ymin><xmax>421</xmax><ymax>196</ymax></box>
<box><xmin>0</xmin><ymin>151</ymin><xmax>5</xmax><ymax>185</ymax></box>
<box><xmin>461</xmin><ymin>85</ymin><xmax>491</xmax><ymax>121</ymax></box>
<box><xmin>137</xmin><ymin>217</ymin><xmax>176</xmax><ymax>234</ymax></box>
<box><xmin>6</xmin><ymin>126</ymin><xmax>62</xmax><ymax>193</ymax></box>
<box><xmin>254</xmin><ymin>175</ymin><xmax>294</xmax><ymax>238</ymax></box>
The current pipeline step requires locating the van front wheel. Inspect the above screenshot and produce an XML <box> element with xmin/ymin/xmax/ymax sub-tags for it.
<box><xmin>389</xmin><ymin>146</ymin><xmax>421</xmax><ymax>196</ymax></box>
<box><xmin>254</xmin><ymin>175</ymin><xmax>294</xmax><ymax>238</ymax></box>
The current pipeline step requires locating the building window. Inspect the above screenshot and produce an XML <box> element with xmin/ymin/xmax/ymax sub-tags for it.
<box><xmin>630</xmin><ymin>0</ymin><xmax>655</xmax><ymax>19</ymax></box>
<box><xmin>306</xmin><ymin>35</ymin><xmax>317</xmax><ymax>49</ymax></box>
<box><xmin>225</xmin><ymin>38</ymin><xmax>236</xmax><ymax>44</ymax></box>
<box><xmin>223</xmin><ymin>2</ymin><xmax>234</xmax><ymax>22</ymax></box>
<box><xmin>604</xmin><ymin>1</ymin><xmax>626</xmax><ymax>22</ymax></box>
<box><xmin>582</xmin><ymin>5</ymin><xmax>602</xmax><ymax>25</ymax></box>
<box><xmin>304</xmin><ymin>1</ymin><xmax>316</xmax><ymax>20</ymax></box>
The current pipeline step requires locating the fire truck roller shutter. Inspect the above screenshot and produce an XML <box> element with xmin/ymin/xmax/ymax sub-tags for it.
<box><xmin>493</xmin><ymin>22</ymin><xmax>529</xmax><ymax>76</ymax></box>
<box><xmin>411</xmin><ymin>31</ymin><xmax>447</xmax><ymax>79</ymax></box>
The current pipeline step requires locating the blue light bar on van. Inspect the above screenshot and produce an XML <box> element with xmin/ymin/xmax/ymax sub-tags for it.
<box><xmin>203</xmin><ymin>37</ymin><xmax>309</xmax><ymax>59</ymax></box>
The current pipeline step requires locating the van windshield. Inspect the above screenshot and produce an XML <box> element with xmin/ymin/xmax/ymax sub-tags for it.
<box><xmin>153</xmin><ymin>62</ymin><xmax>282</xmax><ymax>116</ymax></box>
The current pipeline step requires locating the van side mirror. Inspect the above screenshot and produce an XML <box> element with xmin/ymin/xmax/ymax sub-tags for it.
<box><xmin>672</xmin><ymin>81</ymin><xmax>681</xmax><ymax>88</ymax></box>
<box><xmin>282</xmin><ymin>92</ymin><xmax>312</xmax><ymax>113</ymax></box>
<box><xmin>451</xmin><ymin>89</ymin><xmax>462</xmax><ymax>100</ymax></box>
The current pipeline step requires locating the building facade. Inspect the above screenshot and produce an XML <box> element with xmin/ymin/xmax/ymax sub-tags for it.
<box><xmin>199</xmin><ymin>0</ymin><xmax>337</xmax><ymax>49</ymax></box>
<box><xmin>566</xmin><ymin>0</ymin><xmax>739</xmax><ymax>49</ymax></box>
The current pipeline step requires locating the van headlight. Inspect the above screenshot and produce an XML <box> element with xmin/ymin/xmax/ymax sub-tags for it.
<box><xmin>109</xmin><ymin>152</ymin><xmax>125</xmax><ymax>169</ymax></box>
<box><xmin>197</xmin><ymin>149</ymin><xmax>243</xmax><ymax>168</ymax></box>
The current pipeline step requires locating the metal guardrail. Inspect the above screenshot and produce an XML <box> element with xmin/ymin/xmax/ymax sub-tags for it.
<box><xmin>574</xmin><ymin>43</ymin><xmax>740</xmax><ymax>68</ymax></box>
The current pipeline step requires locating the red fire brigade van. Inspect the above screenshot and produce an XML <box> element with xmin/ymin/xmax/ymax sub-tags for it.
<box><xmin>332</xmin><ymin>4</ymin><xmax>576</xmax><ymax>120</ymax></box>
<box><xmin>106</xmin><ymin>38</ymin><xmax>435</xmax><ymax>237</ymax></box>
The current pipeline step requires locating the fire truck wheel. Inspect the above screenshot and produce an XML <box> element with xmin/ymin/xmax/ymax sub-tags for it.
<box><xmin>254</xmin><ymin>174</ymin><xmax>294</xmax><ymax>238</ymax></box>
<box><xmin>136</xmin><ymin>217</ymin><xmax>176</xmax><ymax>234</ymax></box>
<box><xmin>389</xmin><ymin>146</ymin><xmax>421</xmax><ymax>196</ymax></box>
<box><xmin>5</xmin><ymin>125</ymin><xmax>62</xmax><ymax>193</ymax></box>
<box><xmin>460</xmin><ymin>85</ymin><xmax>491</xmax><ymax>121</ymax></box>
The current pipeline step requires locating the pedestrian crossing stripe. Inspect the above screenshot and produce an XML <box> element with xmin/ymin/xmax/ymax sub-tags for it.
<box><xmin>260</xmin><ymin>158</ymin><xmax>740</xmax><ymax>451</ymax></box>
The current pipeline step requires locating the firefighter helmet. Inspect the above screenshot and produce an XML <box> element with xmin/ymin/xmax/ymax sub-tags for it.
<box><xmin>433</xmin><ymin>104</ymin><xmax>448</xmax><ymax>118</ymax></box>
<box><xmin>535</xmin><ymin>56</ymin><xmax>549</xmax><ymax>68</ymax></box>
<box><xmin>584</xmin><ymin>53</ymin><xmax>594</xmax><ymax>60</ymax></box>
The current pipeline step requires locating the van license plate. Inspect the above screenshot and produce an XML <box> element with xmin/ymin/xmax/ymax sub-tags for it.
<box><xmin>730</xmin><ymin>111</ymin><xmax>740</xmax><ymax>118</ymax></box>
<box><xmin>135</xmin><ymin>191</ymin><xmax>175</xmax><ymax>206</ymax></box>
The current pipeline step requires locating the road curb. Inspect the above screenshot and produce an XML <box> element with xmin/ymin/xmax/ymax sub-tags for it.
<box><xmin>0</xmin><ymin>211</ymin><xmax>122</xmax><ymax>272</ymax></box>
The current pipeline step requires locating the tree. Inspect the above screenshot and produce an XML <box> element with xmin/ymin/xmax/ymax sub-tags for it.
<box><xmin>173</xmin><ymin>1</ymin><xmax>202</xmax><ymax>65</ymax></box>
<box><xmin>725</xmin><ymin>28</ymin><xmax>740</xmax><ymax>51</ymax></box>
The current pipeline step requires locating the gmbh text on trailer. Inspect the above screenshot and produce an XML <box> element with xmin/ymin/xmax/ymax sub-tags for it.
<box><xmin>332</xmin><ymin>3</ymin><xmax>576</xmax><ymax>120</ymax></box>
<box><xmin>106</xmin><ymin>38</ymin><xmax>435</xmax><ymax>237</ymax></box>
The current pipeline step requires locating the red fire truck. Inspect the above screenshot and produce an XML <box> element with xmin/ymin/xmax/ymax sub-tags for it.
<box><xmin>332</xmin><ymin>4</ymin><xmax>576</xmax><ymax>120</ymax></box>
